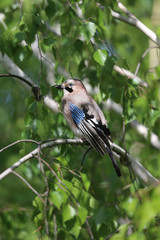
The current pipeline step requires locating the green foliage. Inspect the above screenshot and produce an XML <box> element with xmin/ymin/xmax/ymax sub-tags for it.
<box><xmin>0</xmin><ymin>0</ymin><xmax>160</xmax><ymax>239</ymax></box>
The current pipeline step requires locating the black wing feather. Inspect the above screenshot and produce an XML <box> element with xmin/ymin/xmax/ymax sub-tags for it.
<box><xmin>69</xmin><ymin>102</ymin><xmax>121</xmax><ymax>177</ymax></box>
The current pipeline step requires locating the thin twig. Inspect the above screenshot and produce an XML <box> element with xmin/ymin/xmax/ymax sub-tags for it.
<box><xmin>0</xmin><ymin>139</ymin><xmax>84</xmax><ymax>181</ymax></box>
<box><xmin>0</xmin><ymin>73</ymin><xmax>33</xmax><ymax>87</ymax></box>
<box><xmin>111</xmin><ymin>3</ymin><xmax>160</xmax><ymax>47</ymax></box>
<box><xmin>122</xmin><ymin>117</ymin><xmax>139</xmax><ymax>194</ymax></box>
<box><xmin>53</xmin><ymin>214</ymin><xmax>57</xmax><ymax>240</ymax></box>
<box><xmin>37</xmin><ymin>146</ymin><xmax>49</xmax><ymax>235</ymax></box>
<box><xmin>104</xmin><ymin>228</ymin><xmax>119</xmax><ymax>240</ymax></box>
<box><xmin>0</xmin><ymin>138</ymin><xmax>159</xmax><ymax>186</ymax></box>
<box><xmin>105</xmin><ymin>99</ymin><xmax>160</xmax><ymax>150</ymax></box>
<box><xmin>0</xmin><ymin>52</ymin><xmax>59</xmax><ymax>112</ymax></box>
<box><xmin>0</xmin><ymin>139</ymin><xmax>39</xmax><ymax>153</ymax></box>
<box><xmin>135</xmin><ymin>46</ymin><xmax>160</xmax><ymax>76</ymax></box>
<box><xmin>36</xmin><ymin>34</ymin><xmax>44</xmax><ymax>82</ymax></box>
<box><xmin>36</xmin><ymin>156</ymin><xmax>80</xmax><ymax>208</ymax></box>
<box><xmin>117</xmin><ymin>1</ymin><xmax>136</xmax><ymax>18</ymax></box>
<box><xmin>0</xmin><ymin>73</ymin><xmax>42</xmax><ymax>100</ymax></box>
<box><xmin>86</xmin><ymin>218</ymin><xmax>94</xmax><ymax>240</ymax></box>
<box><xmin>11</xmin><ymin>170</ymin><xmax>44</xmax><ymax>202</ymax></box>
<box><xmin>113</xmin><ymin>65</ymin><xmax>148</xmax><ymax>87</ymax></box>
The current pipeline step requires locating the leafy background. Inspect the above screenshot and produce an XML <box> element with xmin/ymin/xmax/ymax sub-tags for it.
<box><xmin>0</xmin><ymin>0</ymin><xmax>160</xmax><ymax>239</ymax></box>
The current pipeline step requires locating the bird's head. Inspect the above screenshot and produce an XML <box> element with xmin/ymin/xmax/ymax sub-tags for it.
<box><xmin>55</xmin><ymin>79</ymin><xmax>86</xmax><ymax>94</ymax></box>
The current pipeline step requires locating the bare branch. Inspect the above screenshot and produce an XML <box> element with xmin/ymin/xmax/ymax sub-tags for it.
<box><xmin>111</xmin><ymin>1</ymin><xmax>160</xmax><ymax>46</ymax></box>
<box><xmin>135</xmin><ymin>46</ymin><xmax>160</xmax><ymax>76</ymax></box>
<box><xmin>0</xmin><ymin>53</ymin><xmax>33</xmax><ymax>90</ymax></box>
<box><xmin>86</xmin><ymin>218</ymin><xmax>95</xmax><ymax>240</ymax></box>
<box><xmin>0</xmin><ymin>139</ymin><xmax>39</xmax><ymax>153</ymax></box>
<box><xmin>105</xmin><ymin>99</ymin><xmax>160</xmax><ymax>151</ymax></box>
<box><xmin>131</xmin><ymin>120</ymin><xmax>160</xmax><ymax>151</ymax></box>
<box><xmin>11</xmin><ymin>170</ymin><xmax>44</xmax><ymax>202</ymax></box>
<box><xmin>0</xmin><ymin>73</ymin><xmax>33</xmax><ymax>87</ymax></box>
<box><xmin>113</xmin><ymin>65</ymin><xmax>148</xmax><ymax>87</ymax></box>
<box><xmin>110</xmin><ymin>142</ymin><xmax>159</xmax><ymax>186</ymax></box>
<box><xmin>117</xmin><ymin>1</ymin><xmax>136</xmax><ymax>18</ymax></box>
<box><xmin>0</xmin><ymin>52</ymin><xmax>59</xmax><ymax>112</ymax></box>
<box><xmin>36</xmin><ymin>146</ymin><xmax>49</xmax><ymax>235</ymax></box>
<box><xmin>38</xmin><ymin>156</ymin><xmax>80</xmax><ymax>207</ymax></box>
<box><xmin>0</xmin><ymin>138</ymin><xmax>159</xmax><ymax>186</ymax></box>
<box><xmin>53</xmin><ymin>214</ymin><xmax>57</xmax><ymax>240</ymax></box>
<box><xmin>0</xmin><ymin>139</ymin><xmax>83</xmax><ymax>181</ymax></box>
<box><xmin>0</xmin><ymin>73</ymin><xmax>41</xmax><ymax>100</ymax></box>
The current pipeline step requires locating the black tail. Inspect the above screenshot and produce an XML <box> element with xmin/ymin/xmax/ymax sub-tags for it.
<box><xmin>108</xmin><ymin>149</ymin><xmax>121</xmax><ymax>177</ymax></box>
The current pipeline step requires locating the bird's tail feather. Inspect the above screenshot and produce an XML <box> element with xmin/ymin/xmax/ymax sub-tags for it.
<box><xmin>93</xmin><ymin>127</ymin><xmax>121</xmax><ymax>177</ymax></box>
<box><xmin>79</xmin><ymin>120</ymin><xmax>121</xmax><ymax>177</ymax></box>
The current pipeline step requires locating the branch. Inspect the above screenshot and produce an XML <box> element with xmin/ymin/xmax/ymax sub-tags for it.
<box><xmin>0</xmin><ymin>138</ymin><xmax>159</xmax><ymax>186</ymax></box>
<box><xmin>43</xmin><ymin>7</ymin><xmax>148</xmax><ymax>86</ymax></box>
<box><xmin>0</xmin><ymin>52</ymin><xmax>33</xmax><ymax>90</ymax></box>
<box><xmin>11</xmin><ymin>170</ymin><xmax>44</xmax><ymax>202</ymax></box>
<box><xmin>111</xmin><ymin>1</ymin><xmax>160</xmax><ymax>46</ymax></box>
<box><xmin>135</xmin><ymin>46</ymin><xmax>160</xmax><ymax>76</ymax></box>
<box><xmin>0</xmin><ymin>139</ymin><xmax>83</xmax><ymax>181</ymax></box>
<box><xmin>110</xmin><ymin>142</ymin><xmax>159</xmax><ymax>186</ymax></box>
<box><xmin>0</xmin><ymin>52</ymin><xmax>59</xmax><ymax>112</ymax></box>
<box><xmin>0</xmin><ymin>139</ymin><xmax>39</xmax><ymax>153</ymax></box>
<box><xmin>86</xmin><ymin>218</ymin><xmax>95</xmax><ymax>240</ymax></box>
<box><xmin>113</xmin><ymin>65</ymin><xmax>148</xmax><ymax>87</ymax></box>
<box><xmin>105</xmin><ymin>99</ymin><xmax>160</xmax><ymax>151</ymax></box>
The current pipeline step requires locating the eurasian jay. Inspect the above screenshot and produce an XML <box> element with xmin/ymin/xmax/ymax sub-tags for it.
<box><xmin>55</xmin><ymin>79</ymin><xmax>121</xmax><ymax>177</ymax></box>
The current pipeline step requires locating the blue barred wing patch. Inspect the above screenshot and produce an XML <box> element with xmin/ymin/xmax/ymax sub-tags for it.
<box><xmin>68</xmin><ymin>102</ymin><xmax>85</xmax><ymax>125</ymax></box>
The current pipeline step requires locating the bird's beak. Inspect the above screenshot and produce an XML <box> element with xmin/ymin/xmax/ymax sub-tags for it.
<box><xmin>54</xmin><ymin>84</ymin><xmax>65</xmax><ymax>89</ymax></box>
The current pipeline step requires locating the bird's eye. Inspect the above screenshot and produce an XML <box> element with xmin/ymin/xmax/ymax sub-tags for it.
<box><xmin>69</xmin><ymin>83</ymin><xmax>73</xmax><ymax>87</ymax></box>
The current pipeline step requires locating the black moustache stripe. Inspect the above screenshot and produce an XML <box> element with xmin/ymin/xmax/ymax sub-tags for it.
<box><xmin>65</xmin><ymin>87</ymin><xmax>73</xmax><ymax>93</ymax></box>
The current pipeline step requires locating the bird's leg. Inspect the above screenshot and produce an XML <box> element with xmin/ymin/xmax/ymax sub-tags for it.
<box><xmin>80</xmin><ymin>146</ymin><xmax>93</xmax><ymax>172</ymax></box>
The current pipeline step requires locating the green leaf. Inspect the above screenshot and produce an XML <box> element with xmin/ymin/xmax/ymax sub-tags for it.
<box><xmin>50</xmin><ymin>191</ymin><xmax>63</xmax><ymax>210</ymax></box>
<box><xmin>71</xmin><ymin>178</ymin><xmax>83</xmax><ymax>198</ymax></box>
<box><xmin>70</xmin><ymin>219</ymin><xmax>81</xmax><ymax>238</ymax></box>
<box><xmin>30</xmin><ymin>119</ymin><xmax>41</xmax><ymax>133</ymax></box>
<box><xmin>121</xmin><ymin>197</ymin><xmax>138</xmax><ymax>217</ymax></box>
<box><xmin>80</xmin><ymin>22</ymin><xmax>97</xmax><ymax>43</ymax></box>
<box><xmin>93</xmin><ymin>206</ymin><xmax>108</xmax><ymax>225</ymax></box>
<box><xmin>51</xmin><ymin>85</ymin><xmax>59</xmax><ymax>99</ymax></box>
<box><xmin>62</xmin><ymin>205</ymin><xmax>76</xmax><ymax>223</ymax></box>
<box><xmin>14</xmin><ymin>32</ymin><xmax>26</xmax><ymax>43</ymax></box>
<box><xmin>78</xmin><ymin>190</ymin><xmax>90</xmax><ymax>207</ymax></box>
<box><xmin>78</xmin><ymin>206</ymin><xmax>88</xmax><ymax>224</ymax></box>
<box><xmin>150</xmin><ymin>110</ymin><xmax>160</xmax><ymax>127</ymax></box>
<box><xmin>28</xmin><ymin>101</ymin><xmax>37</xmax><ymax>112</ymax></box>
<box><xmin>133</xmin><ymin>96</ymin><xmax>149</xmax><ymax>122</ymax></box>
<box><xmin>93</xmin><ymin>49</ymin><xmax>108</xmax><ymax>66</ymax></box>
<box><xmin>21</xmin><ymin>128</ymin><xmax>32</xmax><ymax>139</ymax></box>
<box><xmin>52</xmin><ymin>45</ymin><xmax>58</xmax><ymax>59</ymax></box>
<box><xmin>132</xmin><ymin>78</ymin><xmax>141</xmax><ymax>86</ymax></box>
<box><xmin>80</xmin><ymin>172</ymin><xmax>90</xmax><ymax>191</ymax></box>
<box><xmin>89</xmin><ymin>197</ymin><xmax>99</xmax><ymax>209</ymax></box>
<box><xmin>24</xmin><ymin>112</ymin><xmax>33</xmax><ymax>127</ymax></box>
<box><xmin>33</xmin><ymin>213</ymin><xmax>43</xmax><ymax>226</ymax></box>
<box><xmin>44</xmin><ymin>37</ymin><xmax>56</xmax><ymax>46</ymax></box>
<box><xmin>32</xmin><ymin>196</ymin><xmax>43</xmax><ymax>212</ymax></box>
<box><xmin>109</xmin><ymin>224</ymin><xmax>129</xmax><ymax>240</ymax></box>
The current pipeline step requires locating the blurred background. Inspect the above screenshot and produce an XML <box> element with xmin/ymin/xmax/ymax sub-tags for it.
<box><xmin>0</xmin><ymin>0</ymin><xmax>160</xmax><ymax>239</ymax></box>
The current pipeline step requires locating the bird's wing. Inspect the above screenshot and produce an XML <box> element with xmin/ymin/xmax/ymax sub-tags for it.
<box><xmin>68</xmin><ymin>102</ymin><xmax>106</xmax><ymax>155</ymax></box>
<box><xmin>68</xmin><ymin>102</ymin><xmax>121</xmax><ymax>177</ymax></box>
